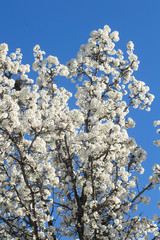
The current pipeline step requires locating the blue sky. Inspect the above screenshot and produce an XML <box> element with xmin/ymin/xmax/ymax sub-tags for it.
<box><xmin>1</xmin><ymin>0</ymin><xmax>160</xmax><ymax>232</ymax></box>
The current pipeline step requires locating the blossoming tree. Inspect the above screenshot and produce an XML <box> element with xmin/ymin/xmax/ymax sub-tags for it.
<box><xmin>0</xmin><ymin>25</ymin><xmax>160</xmax><ymax>239</ymax></box>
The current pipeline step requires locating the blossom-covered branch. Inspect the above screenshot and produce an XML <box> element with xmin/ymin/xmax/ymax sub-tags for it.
<box><xmin>0</xmin><ymin>25</ymin><xmax>159</xmax><ymax>239</ymax></box>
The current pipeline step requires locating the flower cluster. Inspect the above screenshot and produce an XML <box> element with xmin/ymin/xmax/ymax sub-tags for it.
<box><xmin>154</xmin><ymin>120</ymin><xmax>160</xmax><ymax>146</ymax></box>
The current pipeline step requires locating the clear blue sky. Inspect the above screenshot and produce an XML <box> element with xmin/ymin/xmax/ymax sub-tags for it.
<box><xmin>1</xmin><ymin>0</ymin><xmax>160</xmax><ymax>229</ymax></box>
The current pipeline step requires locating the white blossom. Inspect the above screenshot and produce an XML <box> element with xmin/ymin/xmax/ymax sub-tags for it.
<box><xmin>47</xmin><ymin>55</ymin><xmax>59</xmax><ymax>65</ymax></box>
<box><xmin>127</xmin><ymin>41</ymin><xmax>134</xmax><ymax>50</ymax></box>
